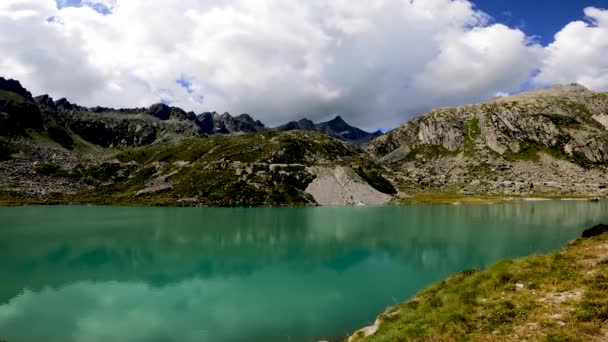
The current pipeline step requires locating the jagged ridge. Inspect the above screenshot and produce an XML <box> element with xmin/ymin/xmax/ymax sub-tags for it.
<box><xmin>0</xmin><ymin>77</ymin><xmax>394</xmax><ymax>206</ymax></box>
<box><xmin>277</xmin><ymin>115</ymin><xmax>383</xmax><ymax>145</ymax></box>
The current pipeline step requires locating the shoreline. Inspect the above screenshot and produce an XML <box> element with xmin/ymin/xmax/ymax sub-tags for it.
<box><xmin>393</xmin><ymin>193</ymin><xmax>603</xmax><ymax>205</ymax></box>
<box><xmin>0</xmin><ymin>193</ymin><xmax>604</xmax><ymax>207</ymax></box>
<box><xmin>347</xmin><ymin>225</ymin><xmax>608</xmax><ymax>341</ymax></box>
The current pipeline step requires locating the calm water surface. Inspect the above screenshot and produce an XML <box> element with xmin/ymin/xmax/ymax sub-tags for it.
<box><xmin>1</xmin><ymin>201</ymin><xmax>608</xmax><ymax>342</ymax></box>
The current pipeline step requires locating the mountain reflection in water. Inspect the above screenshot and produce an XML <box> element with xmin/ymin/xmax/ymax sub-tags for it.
<box><xmin>1</xmin><ymin>201</ymin><xmax>607</xmax><ymax>342</ymax></box>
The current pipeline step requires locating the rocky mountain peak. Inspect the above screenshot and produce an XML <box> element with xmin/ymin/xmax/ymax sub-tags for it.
<box><xmin>236</xmin><ymin>113</ymin><xmax>254</xmax><ymax>122</ymax></box>
<box><xmin>298</xmin><ymin>118</ymin><xmax>315</xmax><ymax>126</ymax></box>
<box><xmin>324</xmin><ymin>115</ymin><xmax>352</xmax><ymax>131</ymax></box>
<box><xmin>0</xmin><ymin>78</ymin><xmax>42</xmax><ymax>132</ymax></box>
<box><xmin>329</xmin><ymin>115</ymin><xmax>345</xmax><ymax>123</ymax></box>
<box><xmin>553</xmin><ymin>83</ymin><xmax>589</xmax><ymax>92</ymax></box>
<box><xmin>34</xmin><ymin>95</ymin><xmax>57</xmax><ymax>110</ymax></box>
<box><xmin>147</xmin><ymin>103</ymin><xmax>172</xmax><ymax>120</ymax></box>
<box><xmin>276</xmin><ymin>115</ymin><xmax>382</xmax><ymax>145</ymax></box>
<box><xmin>54</xmin><ymin>98</ymin><xmax>78</xmax><ymax>111</ymax></box>
<box><xmin>0</xmin><ymin>77</ymin><xmax>33</xmax><ymax>99</ymax></box>
<box><xmin>195</xmin><ymin>111</ymin><xmax>266</xmax><ymax>134</ymax></box>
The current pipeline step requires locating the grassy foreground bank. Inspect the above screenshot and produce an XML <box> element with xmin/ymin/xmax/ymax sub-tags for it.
<box><xmin>349</xmin><ymin>225</ymin><xmax>608</xmax><ymax>342</ymax></box>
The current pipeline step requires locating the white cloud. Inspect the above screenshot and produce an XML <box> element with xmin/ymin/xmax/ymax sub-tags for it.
<box><xmin>412</xmin><ymin>24</ymin><xmax>542</xmax><ymax>109</ymax></box>
<box><xmin>535</xmin><ymin>7</ymin><xmax>608</xmax><ymax>91</ymax></box>
<box><xmin>0</xmin><ymin>0</ymin><xmax>105</xmax><ymax>100</ymax></box>
<box><xmin>0</xmin><ymin>0</ymin><xmax>554</xmax><ymax>129</ymax></box>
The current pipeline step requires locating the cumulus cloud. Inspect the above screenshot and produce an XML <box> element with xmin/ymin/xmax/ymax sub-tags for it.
<box><xmin>1</xmin><ymin>1</ymin><xmax>602</xmax><ymax>130</ymax></box>
<box><xmin>535</xmin><ymin>7</ymin><xmax>608</xmax><ymax>91</ymax></box>
<box><xmin>412</xmin><ymin>23</ymin><xmax>542</xmax><ymax>110</ymax></box>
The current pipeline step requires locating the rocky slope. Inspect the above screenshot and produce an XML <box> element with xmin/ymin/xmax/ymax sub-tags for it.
<box><xmin>1</xmin><ymin>129</ymin><xmax>396</xmax><ymax>206</ymax></box>
<box><xmin>276</xmin><ymin>115</ymin><xmax>383</xmax><ymax>145</ymax></box>
<box><xmin>369</xmin><ymin>84</ymin><xmax>608</xmax><ymax>198</ymax></box>
<box><xmin>0</xmin><ymin>77</ymin><xmax>395</xmax><ymax>206</ymax></box>
<box><xmin>198</xmin><ymin>111</ymin><xmax>266</xmax><ymax>134</ymax></box>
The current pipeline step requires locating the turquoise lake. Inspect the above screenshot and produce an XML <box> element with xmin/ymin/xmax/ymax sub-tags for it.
<box><xmin>1</xmin><ymin>201</ymin><xmax>607</xmax><ymax>342</ymax></box>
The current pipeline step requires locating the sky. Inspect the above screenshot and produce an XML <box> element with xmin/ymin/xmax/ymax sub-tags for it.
<box><xmin>474</xmin><ymin>0</ymin><xmax>608</xmax><ymax>45</ymax></box>
<box><xmin>1</xmin><ymin>0</ymin><xmax>607</xmax><ymax>130</ymax></box>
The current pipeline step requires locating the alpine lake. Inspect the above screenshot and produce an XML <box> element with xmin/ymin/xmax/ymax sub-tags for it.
<box><xmin>1</xmin><ymin>200</ymin><xmax>607</xmax><ymax>342</ymax></box>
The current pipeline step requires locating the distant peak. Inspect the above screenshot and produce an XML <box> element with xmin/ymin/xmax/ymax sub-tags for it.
<box><xmin>147</xmin><ymin>103</ymin><xmax>172</xmax><ymax>120</ymax></box>
<box><xmin>330</xmin><ymin>115</ymin><xmax>345</xmax><ymax>123</ymax></box>
<box><xmin>298</xmin><ymin>118</ymin><xmax>314</xmax><ymax>124</ymax></box>
<box><xmin>0</xmin><ymin>77</ymin><xmax>32</xmax><ymax>99</ymax></box>
<box><xmin>324</xmin><ymin>115</ymin><xmax>352</xmax><ymax>129</ymax></box>
<box><xmin>149</xmin><ymin>102</ymin><xmax>170</xmax><ymax>109</ymax></box>
<box><xmin>236</xmin><ymin>113</ymin><xmax>254</xmax><ymax>122</ymax></box>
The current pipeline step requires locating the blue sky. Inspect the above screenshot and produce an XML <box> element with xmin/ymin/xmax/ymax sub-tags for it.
<box><xmin>475</xmin><ymin>0</ymin><xmax>608</xmax><ymax>45</ymax></box>
<box><xmin>56</xmin><ymin>0</ymin><xmax>112</xmax><ymax>15</ymax></box>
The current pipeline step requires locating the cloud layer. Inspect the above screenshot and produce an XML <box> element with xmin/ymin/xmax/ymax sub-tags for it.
<box><xmin>0</xmin><ymin>1</ymin><xmax>606</xmax><ymax>129</ymax></box>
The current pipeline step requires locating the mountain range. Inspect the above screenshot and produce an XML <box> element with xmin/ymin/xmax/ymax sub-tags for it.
<box><xmin>276</xmin><ymin>116</ymin><xmax>382</xmax><ymax>145</ymax></box>
<box><xmin>1</xmin><ymin>76</ymin><xmax>608</xmax><ymax>206</ymax></box>
<box><xmin>1</xmin><ymin>77</ymin><xmax>380</xmax><ymax>147</ymax></box>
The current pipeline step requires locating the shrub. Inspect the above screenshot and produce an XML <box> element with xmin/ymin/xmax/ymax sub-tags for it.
<box><xmin>46</xmin><ymin>124</ymin><xmax>74</xmax><ymax>150</ymax></box>
<box><xmin>356</xmin><ymin>166</ymin><xmax>397</xmax><ymax>194</ymax></box>
<box><xmin>0</xmin><ymin>138</ymin><xmax>17</xmax><ymax>161</ymax></box>
<box><xmin>35</xmin><ymin>162</ymin><xmax>62</xmax><ymax>176</ymax></box>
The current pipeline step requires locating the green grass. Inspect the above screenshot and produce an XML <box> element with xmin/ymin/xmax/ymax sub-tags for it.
<box><xmin>462</xmin><ymin>118</ymin><xmax>482</xmax><ymax>155</ymax></box>
<box><xmin>352</xmin><ymin>230</ymin><xmax>608</xmax><ymax>342</ymax></box>
<box><xmin>35</xmin><ymin>162</ymin><xmax>68</xmax><ymax>176</ymax></box>
<box><xmin>561</xmin><ymin>100</ymin><xmax>592</xmax><ymax>118</ymax></box>
<box><xmin>501</xmin><ymin>137</ymin><xmax>601</xmax><ymax>169</ymax></box>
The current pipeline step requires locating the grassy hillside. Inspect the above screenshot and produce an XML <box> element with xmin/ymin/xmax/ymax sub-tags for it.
<box><xmin>350</xmin><ymin>226</ymin><xmax>608</xmax><ymax>342</ymax></box>
<box><xmin>1</xmin><ymin>130</ymin><xmax>393</xmax><ymax>207</ymax></box>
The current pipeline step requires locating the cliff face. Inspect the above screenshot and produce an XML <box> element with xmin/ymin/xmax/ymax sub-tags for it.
<box><xmin>0</xmin><ymin>79</ymin><xmax>43</xmax><ymax>134</ymax></box>
<box><xmin>198</xmin><ymin>112</ymin><xmax>266</xmax><ymax>134</ymax></box>
<box><xmin>371</xmin><ymin>84</ymin><xmax>608</xmax><ymax>163</ymax></box>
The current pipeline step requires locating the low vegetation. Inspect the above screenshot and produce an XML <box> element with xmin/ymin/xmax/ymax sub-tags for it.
<box><xmin>355</xmin><ymin>166</ymin><xmax>397</xmax><ymax>195</ymax></box>
<box><xmin>20</xmin><ymin>130</ymin><xmax>372</xmax><ymax>206</ymax></box>
<box><xmin>351</xmin><ymin>227</ymin><xmax>608</xmax><ymax>342</ymax></box>
<box><xmin>0</xmin><ymin>137</ymin><xmax>17</xmax><ymax>160</ymax></box>
<box><xmin>46</xmin><ymin>124</ymin><xmax>75</xmax><ymax>150</ymax></box>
